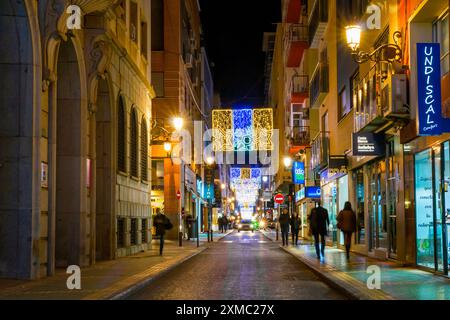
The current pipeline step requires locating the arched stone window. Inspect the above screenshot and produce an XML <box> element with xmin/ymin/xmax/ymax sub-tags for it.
<box><xmin>117</xmin><ymin>96</ymin><xmax>127</xmax><ymax>173</ymax></box>
<box><xmin>130</xmin><ymin>107</ymin><xmax>139</xmax><ymax>178</ymax></box>
<box><xmin>141</xmin><ymin>117</ymin><xmax>148</xmax><ymax>182</ymax></box>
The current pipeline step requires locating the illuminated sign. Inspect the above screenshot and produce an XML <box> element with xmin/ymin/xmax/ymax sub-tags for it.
<box><xmin>296</xmin><ymin>188</ymin><xmax>305</xmax><ymax>202</ymax></box>
<box><xmin>417</xmin><ymin>43</ymin><xmax>442</xmax><ymax>136</ymax></box>
<box><xmin>292</xmin><ymin>162</ymin><xmax>305</xmax><ymax>185</ymax></box>
<box><xmin>352</xmin><ymin>133</ymin><xmax>385</xmax><ymax>156</ymax></box>
<box><xmin>305</xmin><ymin>186</ymin><xmax>321</xmax><ymax>199</ymax></box>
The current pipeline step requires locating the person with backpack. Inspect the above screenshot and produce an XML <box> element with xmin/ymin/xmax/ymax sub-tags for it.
<box><xmin>153</xmin><ymin>208</ymin><xmax>173</xmax><ymax>255</ymax></box>
<box><xmin>337</xmin><ymin>201</ymin><xmax>357</xmax><ymax>260</ymax></box>
<box><xmin>308</xmin><ymin>201</ymin><xmax>330</xmax><ymax>259</ymax></box>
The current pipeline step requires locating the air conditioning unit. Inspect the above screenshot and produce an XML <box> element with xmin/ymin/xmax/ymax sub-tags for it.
<box><xmin>184</xmin><ymin>53</ymin><xmax>193</xmax><ymax>68</ymax></box>
<box><xmin>381</xmin><ymin>74</ymin><xmax>409</xmax><ymax>119</ymax></box>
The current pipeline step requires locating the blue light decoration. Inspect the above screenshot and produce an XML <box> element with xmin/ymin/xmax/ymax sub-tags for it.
<box><xmin>292</xmin><ymin>162</ymin><xmax>305</xmax><ymax>185</ymax></box>
<box><xmin>233</xmin><ymin>109</ymin><xmax>253</xmax><ymax>151</ymax></box>
<box><xmin>417</xmin><ymin>43</ymin><xmax>443</xmax><ymax>136</ymax></box>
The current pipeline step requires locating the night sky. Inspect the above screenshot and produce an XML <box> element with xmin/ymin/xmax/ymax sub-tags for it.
<box><xmin>199</xmin><ymin>1</ymin><xmax>281</xmax><ymax>107</ymax></box>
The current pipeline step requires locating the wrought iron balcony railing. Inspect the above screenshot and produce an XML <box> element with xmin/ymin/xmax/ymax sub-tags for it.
<box><xmin>311</xmin><ymin>131</ymin><xmax>329</xmax><ymax>171</ymax></box>
<box><xmin>310</xmin><ymin>62</ymin><xmax>329</xmax><ymax>108</ymax></box>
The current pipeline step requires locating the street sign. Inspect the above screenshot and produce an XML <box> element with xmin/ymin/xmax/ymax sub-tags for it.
<box><xmin>176</xmin><ymin>190</ymin><xmax>181</xmax><ymax>199</ymax></box>
<box><xmin>274</xmin><ymin>194</ymin><xmax>284</xmax><ymax>204</ymax></box>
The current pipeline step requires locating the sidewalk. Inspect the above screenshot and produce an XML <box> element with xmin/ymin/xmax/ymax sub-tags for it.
<box><xmin>0</xmin><ymin>231</ymin><xmax>231</xmax><ymax>300</ymax></box>
<box><xmin>261</xmin><ymin>230</ymin><xmax>450</xmax><ymax>300</ymax></box>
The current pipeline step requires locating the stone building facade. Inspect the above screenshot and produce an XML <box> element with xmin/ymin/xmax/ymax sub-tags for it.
<box><xmin>0</xmin><ymin>0</ymin><xmax>155</xmax><ymax>280</ymax></box>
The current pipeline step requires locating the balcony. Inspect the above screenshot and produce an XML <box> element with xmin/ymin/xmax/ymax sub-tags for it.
<box><xmin>311</xmin><ymin>131</ymin><xmax>329</xmax><ymax>172</ymax></box>
<box><xmin>285</xmin><ymin>23</ymin><xmax>309</xmax><ymax>68</ymax></box>
<box><xmin>289</xmin><ymin>126</ymin><xmax>310</xmax><ymax>151</ymax></box>
<box><xmin>283</xmin><ymin>0</ymin><xmax>307</xmax><ymax>23</ymax></box>
<box><xmin>291</xmin><ymin>75</ymin><xmax>309</xmax><ymax>104</ymax></box>
<box><xmin>353</xmin><ymin>65</ymin><xmax>390</xmax><ymax>133</ymax></box>
<box><xmin>308</xmin><ymin>0</ymin><xmax>328</xmax><ymax>49</ymax></box>
<box><xmin>310</xmin><ymin>62</ymin><xmax>329</xmax><ymax>108</ymax></box>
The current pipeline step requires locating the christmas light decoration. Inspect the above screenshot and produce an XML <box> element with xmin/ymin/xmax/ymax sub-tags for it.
<box><xmin>212</xmin><ymin>108</ymin><xmax>273</xmax><ymax>152</ymax></box>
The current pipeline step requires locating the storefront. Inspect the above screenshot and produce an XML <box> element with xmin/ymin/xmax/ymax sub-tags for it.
<box><xmin>405</xmin><ymin>139</ymin><xmax>450</xmax><ymax>275</ymax></box>
<box><xmin>320</xmin><ymin>158</ymin><xmax>349</xmax><ymax>247</ymax></box>
<box><xmin>351</xmin><ymin>132</ymin><xmax>401</xmax><ymax>259</ymax></box>
<box><xmin>296</xmin><ymin>186</ymin><xmax>321</xmax><ymax>239</ymax></box>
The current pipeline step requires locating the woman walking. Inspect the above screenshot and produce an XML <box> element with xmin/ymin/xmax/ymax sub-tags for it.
<box><xmin>290</xmin><ymin>213</ymin><xmax>301</xmax><ymax>246</ymax></box>
<box><xmin>337</xmin><ymin>201</ymin><xmax>357</xmax><ymax>260</ymax></box>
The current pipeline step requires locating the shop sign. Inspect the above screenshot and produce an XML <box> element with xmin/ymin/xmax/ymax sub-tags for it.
<box><xmin>296</xmin><ymin>188</ymin><xmax>305</xmax><ymax>202</ymax></box>
<box><xmin>417</xmin><ymin>43</ymin><xmax>443</xmax><ymax>136</ymax></box>
<box><xmin>204</xmin><ymin>183</ymin><xmax>214</xmax><ymax>200</ymax></box>
<box><xmin>305</xmin><ymin>186</ymin><xmax>321</xmax><ymax>199</ymax></box>
<box><xmin>352</xmin><ymin>132</ymin><xmax>385</xmax><ymax>156</ymax></box>
<box><xmin>292</xmin><ymin>161</ymin><xmax>305</xmax><ymax>185</ymax></box>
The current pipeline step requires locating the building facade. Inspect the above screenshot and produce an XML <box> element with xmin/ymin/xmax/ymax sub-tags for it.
<box><xmin>0</xmin><ymin>0</ymin><xmax>155</xmax><ymax>280</ymax></box>
<box><xmin>268</xmin><ymin>0</ymin><xmax>450</xmax><ymax>276</ymax></box>
<box><xmin>150</xmin><ymin>0</ymin><xmax>214</xmax><ymax>241</ymax></box>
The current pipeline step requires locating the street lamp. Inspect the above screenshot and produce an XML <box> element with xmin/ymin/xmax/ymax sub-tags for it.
<box><xmin>283</xmin><ymin>156</ymin><xmax>292</xmax><ymax>168</ymax></box>
<box><xmin>206</xmin><ymin>156</ymin><xmax>215</xmax><ymax>166</ymax></box>
<box><xmin>221</xmin><ymin>183</ymin><xmax>226</xmax><ymax>190</ymax></box>
<box><xmin>262</xmin><ymin>176</ymin><xmax>268</xmax><ymax>183</ymax></box>
<box><xmin>173</xmin><ymin>117</ymin><xmax>184</xmax><ymax>131</ymax></box>
<box><xmin>163</xmin><ymin>141</ymin><xmax>172</xmax><ymax>153</ymax></box>
<box><xmin>345</xmin><ymin>23</ymin><xmax>403</xmax><ymax>64</ymax></box>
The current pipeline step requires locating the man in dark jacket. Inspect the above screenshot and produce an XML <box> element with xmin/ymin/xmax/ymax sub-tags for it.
<box><xmin>153</xmin><ymin>208</ymin><xmax>172</xmax><ymax>255</ymax></box>
<box><xmin>278</xmin><ymin>208</ymin><xmax>291</xmax><ymax>246</ymax></box>
<box><xmin>308</xmin><ymin>202</ymin><xmax>330</xmax><ymax>259</ymax></box>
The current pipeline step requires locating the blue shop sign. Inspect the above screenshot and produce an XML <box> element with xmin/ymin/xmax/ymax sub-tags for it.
<box><xmin>204</xmin><ymin>183</ymin><xmax>214</xmax><ymax>200</ymax></box>
<box><xmin>417</xmin><ymin>43</ymin><xmax>443</xmax><ymax>136</ymax></box>
<box><xmin>292</xmin><ymin>161</ymin><xmax>305</xmax><ymax>185</ymax></box>
<box><xmin>305</xmin><ymin>186</ymin><xmax>321</xmax><ymax>199</ymax></box>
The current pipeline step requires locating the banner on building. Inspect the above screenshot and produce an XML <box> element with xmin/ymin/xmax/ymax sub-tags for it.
<box><xmin>417</xmin><ymin>43</ymin><xmax>443</xmax><ymax>136</ymax></box>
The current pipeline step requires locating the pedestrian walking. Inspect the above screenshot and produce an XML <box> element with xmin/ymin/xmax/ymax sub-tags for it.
<box><xmin>279</xmin><ymin>208</ymin><xmax>291</xmax><ymax>246</ymax></box>
<box><xmin>218</xmin><ymin>216</ymin><xmax>223</xmax><ymax>233</ymax></box>
<box><xmin>290</xmin><ymin>213</ymin><xmax>301</xmax><ymax>245</ymax></box>
<box><xmin>222</xmin><ymin>215</ymin><xmax>229</xmax><ymax>232</ymax></box>
<box><xmin>308</xmin><ymin>202</ymin><xmax>330</xmax><ymax>259</ymax></box>
<box><xmin>153</xmin><ymin>208</ymin><xmax>173</xmax><ymax>256</ymax></box>
<box><xmin>337</xmin><ymin>201</ymin><xmax>357</xmax><ymax>260</ymax></box>
<box><xmin>185</xmin><ymin>213</ymin><xmax>194</xmax><ymax>241</ymax></box>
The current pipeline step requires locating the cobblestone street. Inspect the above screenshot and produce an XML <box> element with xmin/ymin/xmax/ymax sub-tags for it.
<box><xmin>128</xmin><ymin>231</ymin><xmax>348</xmax><ymax>300</ymax></box>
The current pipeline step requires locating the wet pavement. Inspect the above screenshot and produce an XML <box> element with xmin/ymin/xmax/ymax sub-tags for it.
<box><xmin>128</xmin><ymin>231</ymin><xmax>348</xmax><ymax>300</ymax></box>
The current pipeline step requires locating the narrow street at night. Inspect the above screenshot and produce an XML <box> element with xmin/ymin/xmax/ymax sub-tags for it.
<box><xmin>128</xmin><ymin>231</ymin><xmax>347</xmax><ymax>300</ymax></box>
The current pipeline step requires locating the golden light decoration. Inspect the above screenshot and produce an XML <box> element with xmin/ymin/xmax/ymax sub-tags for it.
<box><xmin>253</xmin><ymin>108</ymin><xmax>273</xmax><ymax>151</ymax></box>
<box><xmin>212</xmin><ymin>109</ymin><xmax>233</xmax><ymax>151</ymax></box>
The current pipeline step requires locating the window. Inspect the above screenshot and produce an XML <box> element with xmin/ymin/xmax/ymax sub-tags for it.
<box><xmin>141</xmin><ymin>219</ymin><xmax>148</xmax><ymax>243</ymax></box>
<box><xmin>130</xmin><ymin>218</ymin><xmax>137</xmax><ymax>245</ymax></box>
<box><xmin>141</xmin><ymin>118</ymin><xmax>148</xmax><ymax>182</ymax></box>
<box><xmin>117</xmin><ymin>218</ymin><xmax>125</xmax><ymax>248</ymax></box>
<box><xmin>141</xmin><ymin>19</ymin><xmax>148</xmax><ymax>59</ymax></box>
<box><xmin>433</xmin><ymin>12</ymin><xmax>449</xmax><ymax>76</ymax></box>
<box><xmin>338</xmin><ymin>86</ymin><xmax>350</xmax><ymax>120</ymax></box>
<box><xmin>151</xmin><ymin>0</ymin><xmax>164</xmax><ymax>51</ymax></box>
<box><xmin>118</xmin><ymin>96</ymin><xmax>126</xmax><ymax>173</ymax></box>
<box><xmin>354</xmin><ymin>168</ymin><xmax>365</xmax><ymax>244</ymax></box>
<box><xmin>130</xmin><ymin>108</ymin><xmax>138</xmax><ymax>178</ymax></box>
